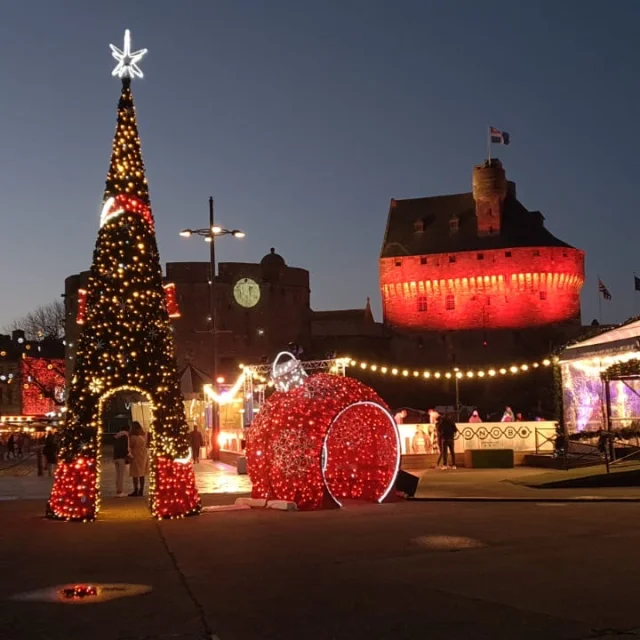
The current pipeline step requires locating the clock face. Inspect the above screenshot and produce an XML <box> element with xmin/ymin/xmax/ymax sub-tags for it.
<box><xmin>233</xmin><ymin>278</ymin><xmax>261</xmax><ymax>308</ymax></box>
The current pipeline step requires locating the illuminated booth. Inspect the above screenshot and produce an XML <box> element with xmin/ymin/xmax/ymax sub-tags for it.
<box><xmin>559</xmin><ymin>319</ymin><xmax>640</xmax><ymax>433</ymax></box>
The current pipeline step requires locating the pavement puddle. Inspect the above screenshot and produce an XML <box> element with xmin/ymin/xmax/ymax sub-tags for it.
<box><xmin>412</xmin><ymin>535</ymin><xmax>486</xmax><ymax>551</ymax></box>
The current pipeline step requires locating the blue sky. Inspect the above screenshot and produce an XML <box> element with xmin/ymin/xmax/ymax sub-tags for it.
<box><xmin>0</xmin><ymin>0</ymin><xmax>638</xmax><ymax>328</ymax></box>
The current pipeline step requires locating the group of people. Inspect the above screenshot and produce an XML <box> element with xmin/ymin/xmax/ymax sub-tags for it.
<box><xmin>113</xmin><ymin>423</ymin><xmax>205</xmax><ymax>497</ymax></box>
<box><xmin>1</xmin><ymin>431</ymin><xmax>30</xmax><ymax>460</ymax></box>
<box><xmin>113</xmin><ymin>421</ymin><xmax>149</xmax><ymax>497</ymax></box>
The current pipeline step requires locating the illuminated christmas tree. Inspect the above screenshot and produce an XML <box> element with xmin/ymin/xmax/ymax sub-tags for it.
<box><xmin>47</xmin><ymin>30</ymin><xmax>200</xmax><ymax>521</ymax></box>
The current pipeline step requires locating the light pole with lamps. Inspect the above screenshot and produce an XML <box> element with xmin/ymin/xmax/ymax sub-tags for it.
<box><xmin>179</xmin><ymin>197</ymin><xmax>245</xmax><ymax>460</ymax></box>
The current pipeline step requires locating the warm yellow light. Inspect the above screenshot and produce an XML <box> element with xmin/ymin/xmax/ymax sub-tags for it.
<box><xmin>434</xmin><ymin>372</ymin><xmax>441</xmax><ymax>378</ymax></box>
<box><xmin>423</xmin><ymin>371</ymin><xmax>431</xmax><ymax>378</ymax></box>
<box><xmin>521</xmin><ymin>364</ymin><xmax>528</xmax><ymax>371</ymax></box>
<box><xmin>360</xmin><ymin>362</ymin><xmax>367</xmax><ymax>369</ymax></box>
<box><xmin>510</xmin><ymin>366</ymin><xmax>518</xmax><ymax>373</ymax></box>
<box><xmin>500</xmin><ymin>368</ymin><xmax>507</xmax><ymax>374</ymax></box>
<box><xmin>488</xmin><ymin>369</ymin><xmax>496</xmax><ymax>376</ymax></box>
<box><xmin>402</xmin><ymin>370</ymin><xmax>409</xmax><ymax>377</ymax></box>
<box><xmin>532</xmin><ymin>362</ymin><xmax>539</xmax><ymax>368</ymax></box>
<box><xmin>179</xmin><ymin>230</ymin><xmax>192</xmax><ymax>238</ymax></box>
<box><xmin>391</xmin><ymin>368</ymin><xmax>398</xmax><ymax>375</ymax></box>
<box><xmin>350</xmin><ymin>360</ymin><xmax>356</xmax><ymax>366</ymax></box>
<box><xmin>211</xmin><ymin>225</ymin><xmax>222</xmax><ymax>234</ymax></box>
<box><xmin>478</xmin><ymin>371</ymin><xmax>485</xmax><ymax>377</ymax></box>
<box><xmin>467</xmin><ymin>371</ymin><xmax>474</xmax><ymax>378</ymax></box>
<box><xmin>455</xmin><ymin>372</ymin><xmax>462</xmax><ymax>379</ymax></box>
<box><xmin>542</xmin><ymin>359</ymin><xmax>551</xmax><ymax>366</ymax></box>
<box><xmin>413</xmin><ymin>371</ymin><xmax>419</xmax><ymax>377</ymax></box>
<box><xmin>445</xmin><ymin>372</ymin><xmax>452</xmax><ymax>379</ymax></box>
<box><xmin>204</xmin><ymin>236</ymin><xmax>212</xmax><ymax>243</ymax></box>
<box><xmin>381</xmin><ymin>367</ymin><xmax>388</xmax><ymax>374</ymax></box>
<box><xmin>370</xmin><ymin>365</ymin><xmax>377</xmax><ymax>371</ymax></box>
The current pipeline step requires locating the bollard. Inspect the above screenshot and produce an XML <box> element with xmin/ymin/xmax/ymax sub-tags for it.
<box><xmin>37</xmin><ymin>449</ymin><xmax>44</xmax><ymax>476</ymax></box>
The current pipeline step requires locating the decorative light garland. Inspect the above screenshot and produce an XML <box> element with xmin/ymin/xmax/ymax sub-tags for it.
<box><xmin>344</xmin><ymin>356</ymin><xmax>555</xmax><ymax>381</ymax></box>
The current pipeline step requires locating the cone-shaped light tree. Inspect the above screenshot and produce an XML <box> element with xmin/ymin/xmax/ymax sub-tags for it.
<box><xmin>47</xmin><ymin>30</ymin><xmax>201</xmax><ymax>521</ymax></box>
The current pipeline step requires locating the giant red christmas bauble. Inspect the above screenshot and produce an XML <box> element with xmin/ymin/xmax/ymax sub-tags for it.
<box><xmin>246</xmin><ymin>373</ymin><xmax>400</xmax><ymax>510</ymax></box>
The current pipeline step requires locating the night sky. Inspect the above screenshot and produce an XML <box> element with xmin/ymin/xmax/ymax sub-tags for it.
<box><xmin>0</xmin><ymin>1</ymin><xmax>638</xmax><ymax>329</ymax></box>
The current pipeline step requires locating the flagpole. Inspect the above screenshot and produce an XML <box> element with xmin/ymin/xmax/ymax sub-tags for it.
<box><xmin>487</xmin><ymin>124</ymin><xmax>491</xmax><ymax>163</ymax></box>
<box><xmin>598</xmin><ymin>274</ymin><xmax>603</xmax><ymax>324</ymax></box>
<box><xmin>635</xmin><ymin>273</ymin><xmax>638</xmax><ymax>317</ymax></box>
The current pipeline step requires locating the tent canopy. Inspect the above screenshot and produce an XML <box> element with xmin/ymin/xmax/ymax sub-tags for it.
<box><xmin>560</xmin><ymin>319</ymin><xmax>640</xmax><ymax>363</ymax></box>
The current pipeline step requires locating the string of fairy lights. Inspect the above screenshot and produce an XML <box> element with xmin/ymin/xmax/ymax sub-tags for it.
<box><xmin>343</xmin><ymin>356</ymin><xmax>556</xmax><ymax>381</ymax></box>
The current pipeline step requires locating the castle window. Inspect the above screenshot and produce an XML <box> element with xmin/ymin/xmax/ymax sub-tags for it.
<box><xmin>486</xmin><ymin>296</ymin><xmax>491</xmax><ymax>306</ymax></box>
<box><xmin>449</xmin><ymin>216</ymin><xmax>459</xmax><ymax>233</ymax></box>
<box><xmin>417</xmin><ymin>296</ymin><xmax>428</xmax><ymax>312</ymax></box>
<box><xmin>445</xmin><ymin>294</ymin><xmax>455</xmax><ymax>310</ymax></box>
<box><xmin>420</xmin><ymin>256</ymin><xmax>427</xmax><ymax>265</ymax></box>
<box><xmin>533</xmin><ymin>250</ymin><xmax>540</xmax><ymax>257</ymax></box>
<box><xmin>449</xmin><ymin>256</ymin><xmax>456</xmax><ymax>263</ymax></box>
<box><xmin>414</xmin><ymin>219</ymin><xmax>424</xmax><ymax>233</ymax></box>
<box><xmin>562</xmin><ymin>251</ymin><xmax>568</xmax><ymax>257</ymax></box>
<box><xmin>395</xmin><ymin>258</ymin><xmax>402</xmax><ymax>267</ymax></box>
<box><xmin>539</xmin><ymin>291</ymin><xmax>547</xmax><ymax>300</ymax></box>
<box><xmin>477</xmin><ymin>253</ymin><xmax>484</xmax><ymax>260</ymax></box>
<box><xmin>505</xmin><ymin>251</ymin><xmax>512</xmax><ymax>258</ymax></box>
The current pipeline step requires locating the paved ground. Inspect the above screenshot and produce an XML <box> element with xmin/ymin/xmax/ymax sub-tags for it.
<box><xmin>414</xmin><ymin>467</ymin><xmax>640</xmax><ymax>500</ymax></box>
<box><xmin>0</xmin><ymin>458</ymin><xmax>251</xmax><ymax>501</ymax></box>
<box><xmin>2</xmin><ymin>494</ymin><xmax>640</xmax><ymax>639</ymax></box>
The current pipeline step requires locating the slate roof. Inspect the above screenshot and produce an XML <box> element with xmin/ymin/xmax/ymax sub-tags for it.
<box><xmin>380</xmin><ymin>191</ymin><xmax>574</xmax><ymax>258</ymax></box>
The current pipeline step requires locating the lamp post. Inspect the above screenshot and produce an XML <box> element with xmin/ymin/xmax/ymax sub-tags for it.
<box><xmin>180</xmin><ymin>197</ymin><xmax>245</xmax><ymax>460</ymax></box>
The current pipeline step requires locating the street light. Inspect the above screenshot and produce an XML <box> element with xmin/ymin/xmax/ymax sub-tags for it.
<box><xmin>179</xmin><ymin>197</ymin><xmax>245</xmax><ymax>461</ymax></box>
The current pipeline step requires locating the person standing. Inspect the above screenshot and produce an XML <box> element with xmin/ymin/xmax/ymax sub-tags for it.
<box><xmin>190</xmin><ymin>425</ymin><xmax>204</xmax><ymax>464</ymax></box>
<box><xmin>113</xmin><ymin>424</ymin><xmax>130</xmax><ymax>498</ymax></box>
<box><xmin>7</xmin><ymin>434</ymin><xmax>15</xmax><ymax>459</ymax></box>
<box><xmin>440</xmin><ymin>413</ymin><xmax>459</xmax><ymax>469</ymax></box>
<box><xmin>43</xmin><ymin>431</ymin><xmax>58</xmax><ymax>477</ymax></box>
<box><xmin>469</xmin><ymin>410</ymin><xmax>483</xmax><ymax>423</ymax></box>
<box><xmin>435</xmin><ymin>415</ymin><xmax>445</xmax><ymax>468</ymax></box>
<box><xmin>501</xmin><ymin>406</ymin><xmax>515</xmax><ymax>422</ymax></box>
<box><xmin>128</xmin><ymin>422</ymin><xmax>148</xmax><ymax>497</ymax></box>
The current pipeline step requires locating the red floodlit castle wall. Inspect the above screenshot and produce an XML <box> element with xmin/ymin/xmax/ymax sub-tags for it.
<box><xmin>380</xmin><ymin>247</ymin><xmax>584</xmax><ymax>331</ymax></box>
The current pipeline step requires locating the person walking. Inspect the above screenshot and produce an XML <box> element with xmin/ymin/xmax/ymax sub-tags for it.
<box><xmin>128</xmin><ymin>422</ymin><xmax>148</xmax><ymax>497</ymax></box>
<box><xmin>43</xmin><ymin>431</ymin><xmax>58</xmax><ymax>477</ymax></box>
<box><xmin>435</xmin><ymin>415</ymin><xmax>445</xmax><ymax>468</ymax></box>
<box><xmin>440</xmin><ymin>413</ymin><xmax>459</xmax><ymax>469</ymax></box>
<box><xmin>7</xmin><ymin>434</ymin><xmax>15</xmax><ymax>459</ymax></box>
<box><xmin>190</xmin><ymin>425</ymin><xmax>204</xmax><ymax>464</ymax></box>
<box><xmin>113</xmin><ymin>424</ymin><xmax>130</xmax><ymax>498</ymax></box>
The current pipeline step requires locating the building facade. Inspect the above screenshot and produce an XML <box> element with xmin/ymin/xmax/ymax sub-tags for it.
<box><xmin>379</xmin><ymin>159</ymin><xmax>585</xmax><ymax>332</ymax></box>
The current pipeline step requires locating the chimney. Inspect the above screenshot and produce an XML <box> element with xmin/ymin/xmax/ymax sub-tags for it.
<box><xmin>472</xmin><ymin>159</ymin><xmax>507</xmax><ymax>236</ymax></box>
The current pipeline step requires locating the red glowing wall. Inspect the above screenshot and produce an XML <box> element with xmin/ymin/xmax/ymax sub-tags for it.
<box><xmin>21</xmin><ymin>357</ymin><xmax>65</xmax><ymax>415</ymax></box>
<box><xmin>380</xmin><ymin>246</ymin><xmax>584</xmax><ymax>330</ymax></box>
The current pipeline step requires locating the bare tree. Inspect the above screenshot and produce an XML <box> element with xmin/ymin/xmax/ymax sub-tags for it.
<box><xmin>5</xmin><ymin>300</ymin><xmax>66</xmax><ymax>340</ymax></box>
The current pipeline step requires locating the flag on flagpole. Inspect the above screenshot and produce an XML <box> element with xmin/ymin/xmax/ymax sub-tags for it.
<box><xmin>634</xmin><ymin>275</ymin><xmax>640</xmax><ymax>292</ymax></box>
<box><xmin>598</xmin><ymin>279</ymin><xmax>612</xmax><ymax>300</ymax></box>
<box><xmin>490</xmin><ymin>126</ymin><xmax>510</xmax><ymax>145</ymax></box>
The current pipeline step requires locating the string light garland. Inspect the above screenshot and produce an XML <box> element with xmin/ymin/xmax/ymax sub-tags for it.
<box><xmin>246</xmin><ymin>370</ymin><xmax>400</xmax><ymax>510</ymax></box>
<box><xmin>345</xmin><ymin>356</ymin><xmax>555</xmax><ymax>381</ymax></box>
<box><xmin>47</xmin><ymin>36</ymin><xmax>200</xmax><ymax>522</ymax></box>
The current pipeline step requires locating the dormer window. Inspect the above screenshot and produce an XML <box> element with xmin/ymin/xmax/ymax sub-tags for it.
<box><xmin>420</xmin><ymin>256</ymin><xmax>427</xmax><ymax>265</ymax></box>
<box><xmin>413</xmin><ymin>219</ymin><xmax>425</xmax><ymax>233</ymax></box>
<box><xmin>449</xmin><ymin>215</ymin><xmax>459</xmax><ymax>234</ymax></box>
<box><xmin>395</xmin><ymin>258</ymin><xmax>402</xmax><ymax>267</ymax></box>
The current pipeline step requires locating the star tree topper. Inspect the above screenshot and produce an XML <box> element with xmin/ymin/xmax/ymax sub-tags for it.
<box><xmin>110</xmin><ymin>29</ymin><xmax>147</xmax><ymax>79</ymax></box>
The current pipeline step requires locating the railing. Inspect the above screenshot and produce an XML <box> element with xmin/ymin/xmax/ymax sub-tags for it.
<box><xmin>534</xmin><ymin>427</ymin><xmax>557</xmax><ymax>455</ymax></box>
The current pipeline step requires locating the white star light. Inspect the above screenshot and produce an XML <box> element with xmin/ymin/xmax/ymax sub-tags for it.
<box><xmin>110</xmin><ymin>29</ymin><xmax>147</xmax><ymax>79</ymax></box>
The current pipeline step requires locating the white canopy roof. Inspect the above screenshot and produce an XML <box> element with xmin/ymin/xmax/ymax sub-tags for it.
<box><xmin>561</xmin><ymin>319</ymin><xmax>640</xmax><ymax>362</ymax></box>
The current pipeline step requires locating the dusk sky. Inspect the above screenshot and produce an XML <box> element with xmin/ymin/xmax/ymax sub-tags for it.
<box><xmin>0</xmin><ymin>1</ymin><xmax>638</xmax><ymax>329</ymax></box>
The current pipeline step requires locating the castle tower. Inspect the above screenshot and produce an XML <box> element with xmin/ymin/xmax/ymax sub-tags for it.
<box><xmin>379</xmin><ymin>159</ymin><xmax>585</xmax><ymax>332</ymax></box>
<box><xmin>472</xmin><ymin>159</ymin><xmax>507</xmax><ymax>236</ymax></box>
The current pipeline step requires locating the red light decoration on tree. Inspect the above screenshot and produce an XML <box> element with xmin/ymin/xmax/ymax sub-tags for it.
<box><xmin>47</xmin><ymin>457</ymin><xmax>99</xmax><ymax>522</ymax></box>
<box><xmin>162</xmin><ymin>283</ymin><xmax>180</xmax><ymax>318</ymax></box>
<box><xmin>247</xmin><ymin>373</ymin><xmax>400</xmax><ymax>510</ymax></box>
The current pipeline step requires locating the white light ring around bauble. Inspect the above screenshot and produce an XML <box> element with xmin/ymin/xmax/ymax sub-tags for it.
<box><xmin>321</xmin><ymin>401</ymin><xmax>401</xmax><ymax>508</ymax></box>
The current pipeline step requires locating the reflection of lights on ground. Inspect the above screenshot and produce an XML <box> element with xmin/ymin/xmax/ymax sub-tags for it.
<box><xmin>194</xmin><ymin>462</ymin><xmax>252</xmax><ymax>495</ymax></box>
<box><xmin>11</xmin><ymin>583</ymin><xmax>152</xmax><ymax>604</ymax></box>
<box><xmin>412</xmin><ymin>535</ymin><xmax>486</xmax><ymax>551</ymax></box>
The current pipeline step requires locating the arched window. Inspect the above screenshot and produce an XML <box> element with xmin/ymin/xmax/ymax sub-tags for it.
<box><xmin>449</xmin><ymin>216</ymin><xmax>459</xmax><ymax>233</ymax></box>
<box><xmin>417</xmin><ymin>296</ymin><xmax>428</xmax><ymax>312</ymax></box>
<box><xmin>445</xmin><ymin>294</ymin><xmax>455</xmax><ymax>310</ymax></box>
